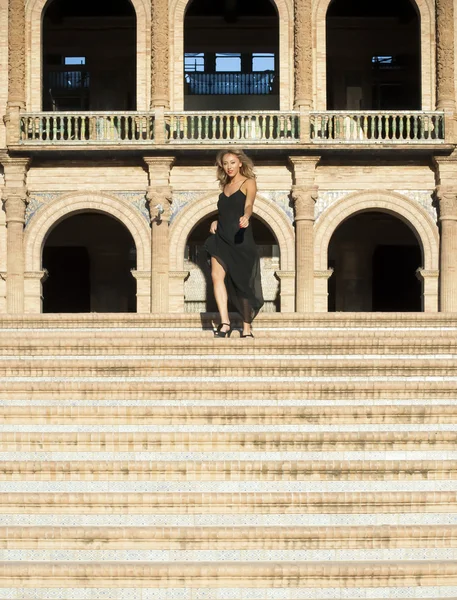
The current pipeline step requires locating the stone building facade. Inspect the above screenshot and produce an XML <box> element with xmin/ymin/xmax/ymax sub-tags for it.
<box><xmin>1</xmin><ymin>0</ymin><xmax>457</xmax><ymax>315</ymax></box>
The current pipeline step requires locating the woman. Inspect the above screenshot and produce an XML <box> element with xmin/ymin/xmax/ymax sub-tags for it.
<box><xmin>204</xmin><ymin>149</ymin><xmax>264</xmax><ymax>338</ymax></box>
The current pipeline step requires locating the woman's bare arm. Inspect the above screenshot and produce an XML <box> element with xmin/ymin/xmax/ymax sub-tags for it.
<box><xmin>239</xmin><ymin>179</ymin><xmax>257</xmax><ymax>228</ymax></box>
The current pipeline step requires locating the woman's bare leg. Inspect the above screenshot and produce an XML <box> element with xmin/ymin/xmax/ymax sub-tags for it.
<box><xmin>242</xmin><ymin>321</ymin><xmax>252</xmax><ymax>335</ymax></box>
<box><xmin>211</xmin><ymin>258</ymin><xmax>230</xmax><ymax>332</ymax></box>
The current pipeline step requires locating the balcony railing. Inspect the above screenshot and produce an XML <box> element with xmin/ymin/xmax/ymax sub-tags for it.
<box><xmin>16</xmin><ymin>110</ymin><xmax>447</xmax><ymax>147</ymax></box>
<box><xmin>20</xmin><ymin>112</ymin><xmax>155</xmax><ymax>144</ymax></box>
<box><xmin>310</xmin><ymin>111</ymin><xmax>445</xmax><ymax>143</ymax></box>
<box><xmin>184</xmin><ymin>72</ymin><xmax>278</xmax><ymax>95</ymax></box>
<box><xmin>166</xmin><ymin>111</ymin><xmax>300</xmax><ymax>143</ymax></box>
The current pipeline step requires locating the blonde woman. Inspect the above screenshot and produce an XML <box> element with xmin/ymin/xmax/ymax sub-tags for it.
<box><xmin>204</xmin><ymin>149</ymin><xmax>264</xmax><ymax>338</ymax></box>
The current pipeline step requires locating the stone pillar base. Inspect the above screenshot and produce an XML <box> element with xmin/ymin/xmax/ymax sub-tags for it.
<box><xmin>314</xmin><ymin>269</ymin><xmax>334</xmax><ymax>313</ymax></box>
<box><xmin>275</xmin><ymin>270</ymin><xmax>295</xmax><ymax>313</ymax></box>
<box><xmin>169</xmin><ymin>270</ymin><xmax>190</xmax><ymax>313</ymax></box>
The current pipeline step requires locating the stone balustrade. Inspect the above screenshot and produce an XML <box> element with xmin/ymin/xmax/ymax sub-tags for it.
<box><xmin>16</xmin><ymin>110</ymin><xmax>447</xmax><ymax>146</ymax></box>
<box><xmin>310</xmin><ymin>111</ymin><xmax>445</xmax><ymax>143</ymax></box>
<box><xmin>165</xmin><ymin>111</ymin><xmax>300</xmax><ymax>143</ymax></box>
<box><xmin>19</xmin><ymin>112</ymin><xmax>155</xmax><ymax>144</ymax></box>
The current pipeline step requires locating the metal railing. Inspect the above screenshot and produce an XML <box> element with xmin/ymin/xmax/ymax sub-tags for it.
<box><xmin>166</xmin><ymin>111</ymin><xmax>300</xmax><ymax>143</ymax></box>
<box><xmin>310</xmin><ymin>111</ymin><xmax>445</xmax><ymax>143</ymax></box>
<box><xmin>184</xmin><ymin>72</ymin><xmax>278</xmax><ymax>95</ymax></box>
<box><xmin>20</xmin><ymin>112</ymin><xmax>155</xmax><ymax>144</ymax></box>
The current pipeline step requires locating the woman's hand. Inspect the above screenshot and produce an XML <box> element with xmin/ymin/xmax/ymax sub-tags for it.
<box><xmin>239</xmin><ymin>215</ymin><xmax>250</xmax><ymax>229</ymax></box>
<box><xmin>209</xmin><ymin>220</ymin><xmax>218</xmax><ymax>234</ymax></box>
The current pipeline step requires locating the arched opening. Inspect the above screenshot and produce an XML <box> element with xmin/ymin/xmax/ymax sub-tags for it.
<box><xmin>42</xmin><ymin>0</ymin><xmax>137</xmax><ymax>111</ymax></box>
<box><xmin>183</xmin><ymin>0</ymin><xmax>279</xmax><ymax>110</ymax></box>
<box><xmin>184</xmin><ymin>214</ymin><xmax>280</xmax><ymax>312</ymax></box>
<box><xmin>42</xmin><ymin>212</ymin><xmax>137</xmax><ymax>313</ymax></box>
<box><xmin>328</xmin><ymin>212</ymin><xmax>422</xmax><ymax>311</ymax></box>
<box><xmin>326</xmin><ymin>0</ymin><xmax>421</xmax><ymax>110</ymax></box>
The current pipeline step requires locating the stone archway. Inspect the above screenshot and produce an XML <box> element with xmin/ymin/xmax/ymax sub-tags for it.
<box><xmin>170</xmin><ymin>0</ymin><xmax>293</xmax><ymax>110</ymax></box>
<box><xmin>313</xmin><ymin>0</ymin><xmax>435</xmax><ymax>110</ymax></box>
<box><xmin>169</xmin><ymin>192</ymin><xmax>295</xmax><ymax>312</ymax></box>
<box><xmin>26</xmin><ymin>0</ymin><xmax>151</xmax><ymax>110</ymax></box>
<box><xmin>313</xmin><ymin>190</ymin><xmax>440</xmax><ymax>312</ymax></box>
<box><xmin>24</xmin><ymin>192</ymin><xmax>151</xmax><ymax>313</ymax></box>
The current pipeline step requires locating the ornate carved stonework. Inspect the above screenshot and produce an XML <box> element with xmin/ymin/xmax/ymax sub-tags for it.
<box><xmin>8</xmin><ymin>0</ymin><xmax>26</xmax><ymax>107</ymax></box>
<box><xmin>435</xmin><ymin>185</ymin><xmax>457</xmax><ymax>220</ymax></box>
<box><xmin>294</xmin><ymin>0</ymin><xmax>313</xmax><ymax>109</ymax></box>
<box><xmin>151</xmin><ymin>0</ymin><xmax>169</xmax><ymax>107</ymax></box>
<box><xmin>2</xmin><ymin>188</ymin><xmax>27</xmax><ymax>224</ymax></box>
<box><xmin>146</xmin><ymin>186</ymin><xmax>173</xmax><ymax>222</ymax></box>
<box><xmin>292</xmin><ymin>185</ymin><xmax>318</xmax><ymax>221</ymax></box>
<box><xmin>436</xmin><ymin>0</ymin><xmax>455</xmax><ymax>110</ymax></box>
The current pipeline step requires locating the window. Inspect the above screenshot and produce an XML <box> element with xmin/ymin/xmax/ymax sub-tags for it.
<box><xmin>185</xmin><ymin>53</ymin><xmax>205</xmax><ymax>72</ymax></box>
<box><xmin>64</xmin><ymin>57</ymin><xmax>86</xmax><ymax>65</ymax></box>
<box><xmin>252</xmin><ymin>53</ymin><xmax>275</xmax><ymax>72</ymax></box>
<box><xmin>215</xmin><ymin>53</ymin><xmax>241</xmax><ymax>72</ymax></box>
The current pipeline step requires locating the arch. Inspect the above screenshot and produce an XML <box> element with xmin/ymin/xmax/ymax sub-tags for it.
<box><xmin>313</xmin><ymin>0</ymin><xmax>435</xmax><ymax>110</ymax></box>
<box><xmin>314</xmin><ymin>189</ymin><xmax>439</xmax><ymax>272</ymax></box>
<box><xmin>26</xmin><ymin>0</ymin><xmax>151</xmax><ymax>110</ymax></box>
<box><xmin>24</xmin><ymin>191</ymin><xmax>151</xmax><ymax>272</ymax></box>
<box><xmin>170</xmin><ymin>0</ymin><xmax>293</xmax><ymax>110</ymax></box>
<box><xmin>169</xmin><ymin>191</ymin><xmax>295</xmax><ymax>272</ymax></box>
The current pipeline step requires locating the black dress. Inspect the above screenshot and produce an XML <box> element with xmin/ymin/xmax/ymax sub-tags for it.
<box><xmin>204</xmin><ymin>186</ymin><xmax>264</xmax><ymax>323</ymax></box>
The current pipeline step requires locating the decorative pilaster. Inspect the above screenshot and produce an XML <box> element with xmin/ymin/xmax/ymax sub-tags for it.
<box><xmin>151</xmin><ymin>0</ymin><xmax>169</xmax><ymax>109</ymax></box>
<box><xmin>289</xmin><ymin>156</ymin><xmax>320</xmax><ymax>313</ymax></box>
<box><xmin>144</xmin><ymin>157</ymin><xmax>175</xmax><ymax>313</ymax></box>
<box><xmin>0</xmin><ymin>156</ymin><xmax>31</xmax><ymax>313</ymax></box>
<box><xmin>294</xmin><ymin>0</ymin><xmax>313</xmax><ymax>110</ymax></box>
<box><xmin>5</xmin><ymin>0</ymin><xmax>26</xmax><ymax>145</ymax></box>
<box><xmin>435</xmin><ymin>185</ymin><xmax>457</xmax><ymax>311</ymax></box>
<box><xmin>436</xmin><ymin>0</ymin><xmax>455</xmax><ymax>112</ymax></box>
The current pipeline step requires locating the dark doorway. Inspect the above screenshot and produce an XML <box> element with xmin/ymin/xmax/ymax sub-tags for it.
<box><xmin>326</xmin><ymin>0</ymin><xmax>421</xmax><ymax>110</ymax></box>
<box><xmin>372</xmin><ymin>245</ymin><xmax>422</xmax><ymax>311</ymax></box>
<box><xmin>328</xmin><ymin>211</ymin><xmax>423</xmax><ymax>312</ymax></box>
<box><xmin>43</xmin><ymin>246</ymin><xmax>90</xmax><ymax>313</ymax></box>
<box><xmin>42</xmin><ymin>212</ymin><xmax>137</xmax><ymax>313</ymax></box>
<box><xmin>42</xmin><ymin>0</ymin><xmax>136</xmax><ymax>111</ymax></box>
<box><xmin>184</xmin><ymin>0</ymin><xmax>279</xmax><ymax>110</ymax></box>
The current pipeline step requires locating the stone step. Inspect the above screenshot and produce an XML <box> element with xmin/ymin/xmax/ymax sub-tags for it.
<box><xmin>0</xmin><ymin>459</ymin><xmax>454</xmax><ymax>480</ymax></box>
<box><xmin>1</xmin><ymin>525</ymin><xmax>455</xmax><ymax>549</ymax></box>
<box><xmin>0</xmin><ymin>491</ymin><xmax>454</xmax><ymax>514</ymax></box>
<box><xmin>0</xmin><ymin>560</ymin><xmax>454</xmax><ymax>588</ymax></box>
<box><xmin>2</xmin><ymin>356</ymin><xmax>457</xmax><ymax>378</ymax></box>
<box><xmin>0</xmin><ymin>405</ymin><xmax>454</xmax><ymax>424</ymax></box>
<box><xmin>2</xmin><ymin>380</ymin><xmax>456</xmax><ymax>399</ymax></box>
<box><xmin>1</xmin><ymin>312</ymin><xmax>457</xmax><ymax>330</ymax></box>
<box><xmin>1</xmin><ymin>431</ymin><xmax>455</xmax><ymax>451</ymax></box>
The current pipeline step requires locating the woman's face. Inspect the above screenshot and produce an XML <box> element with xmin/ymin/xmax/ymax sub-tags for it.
<box><xmin>222</xmin><ymin>153</ymin><xmax>242</xmax><ymax>179</ymax></box>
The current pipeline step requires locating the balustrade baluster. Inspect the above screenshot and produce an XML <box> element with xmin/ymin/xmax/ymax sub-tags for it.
<box><xmin>399</xmin><ymin>116</ymin><xmax>404</xmax><ymax>140</ymax></box>
<box><xmin>211</xmin><ymin>116</ymin><xmax>217</xmax><ymax>139</ymax></box>
<box><xmin>268</xmin><ymin>115</ymin><xmax>274</xmax><ymax>139</ymax></box>
<box><xmin>413</xmin><ymin>115</ymin><xmax>418</xmax><ymax>140</ymax></box>
<box><xmin>419</xmin><ymin>115</ymin><xmax>425</xmax><ymax>140</ymax></box>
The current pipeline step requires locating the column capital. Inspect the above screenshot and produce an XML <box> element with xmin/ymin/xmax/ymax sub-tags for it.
<box><xmin>291</xmin><ymin>185</ymin><xmax>318</xmax><ymax>222</ymax></box>
<box><xmin>435</xmin><ymin>185</ymin><xmax>457</xmax><ymax>220</ymax></box>
<box><xmin>2</xmin><ymin>189</ymin><xmax>28</xmax><ymax>225</ymax></box>
<box><xmin>146</xmin><ymin>186</ymin><xmax>173</xmax><ymax>222</ymax></box>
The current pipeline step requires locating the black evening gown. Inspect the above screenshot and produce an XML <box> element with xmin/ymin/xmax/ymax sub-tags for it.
<box><xmin>204</xmin><ymin>188</ymin><xmax>264</xmax><ymax>323</ymax></box>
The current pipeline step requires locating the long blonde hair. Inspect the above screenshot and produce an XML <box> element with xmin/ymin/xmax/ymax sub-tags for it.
<box><xmin>216</xmin><ymin>148</ymin><xmax>256</xmax><ymax>188</ymax></box>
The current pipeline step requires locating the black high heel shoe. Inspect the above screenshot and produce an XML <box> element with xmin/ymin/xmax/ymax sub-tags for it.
<box><xmin>240</xmin><ymin>331</ymin><xmax>254</xmax><ymax>338</ymax></box>
<box><xmin>214</xmin><ymin>323</ymin><xmax>232</xmax><ymax>338</ymax></box>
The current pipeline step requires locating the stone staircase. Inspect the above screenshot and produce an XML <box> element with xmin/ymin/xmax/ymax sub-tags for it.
<box><xmin>0</xmin><ymin>312</ymin><xmax>456</xmax><ymax>600</ymax></box>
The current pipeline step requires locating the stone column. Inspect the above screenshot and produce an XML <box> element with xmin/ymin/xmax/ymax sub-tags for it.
<box><xmin>436</xmin><ymin>0</ymin><xmax>455</xmax><ymax>112</ymax></box>
<box><xmin>289</xmin><ymin>156</ymin><xmax>320</xmax><ymax>313</ymax></box>
<box><xmin>5</xmin><ymin>0</ymin><xmax>26</xmax><ymax>145</ymax></box>
<box><xmin>435</xmin><ymin>185</ymin><xmax>457</xmax><ymax>311</ymax></box>
<box><xmin>150</xmin><ymin>0</ymin><xmax>170</xmax><ymax>143</ymax></box>
<box><xmin>294</xmin><ymin>0</ymin><xmax>313</xmax><ymax>141</ymax></box>
<box><xmin>144</xmin><ymin>157</ymin><xmax>175</xmax><ymax>313</ymax></box>
<box><xmin>291</xmin><ymin>185</ymin><xmax>318</xmax><ymax>312</ymax></box>
<box><xmin>0</xmin><ymin>157</ymin><xmax>31</xmax><ymax>313</ymax></box>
